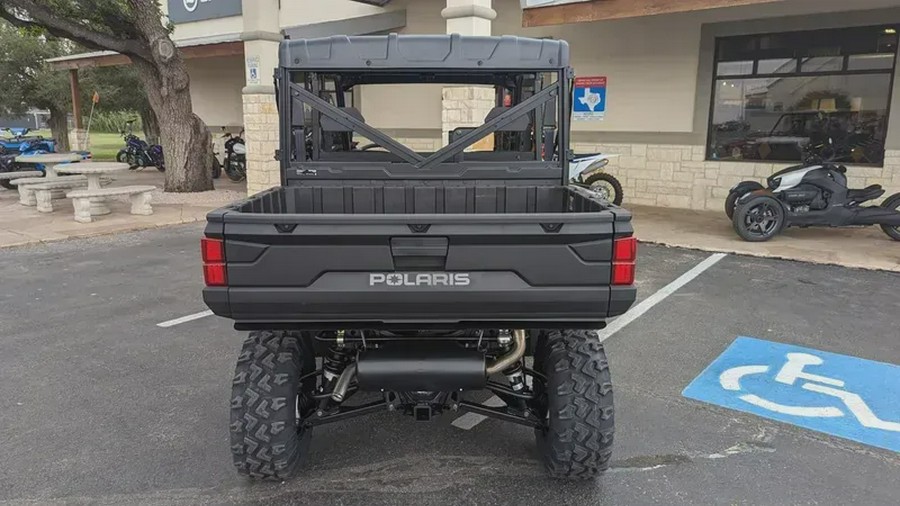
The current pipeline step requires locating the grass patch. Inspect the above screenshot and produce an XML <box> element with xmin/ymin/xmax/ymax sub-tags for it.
<box><xmin>0</xmin><ymin>129</ymin><xmax>124</xmax><ymax>161</ymax></box>
<box><xmin>85</xmin><ymin>132</ymin><xmax>124</xmax><ymax>161</ymax></box>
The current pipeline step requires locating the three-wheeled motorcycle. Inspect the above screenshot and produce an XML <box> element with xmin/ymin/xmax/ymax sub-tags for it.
<box><xmin>727</xmin><ymin>157</ymin><xmax>900</xmax><ymax>242</ymax></box>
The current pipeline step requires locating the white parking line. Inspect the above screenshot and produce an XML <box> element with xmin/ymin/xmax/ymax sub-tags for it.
<box><xmin>451</xmin><ymin>395</ymin><xmax>506</xmax><ymax>430</ymax></box>
<box><xmin>597</xmin><ymin>252</ymin><xmax>727</xmax><ymax>342</ymax></box>
<box><xmin>157</xmin><ymin>310</ymin><xmax>214</xmax><ymax>328</ymax></box>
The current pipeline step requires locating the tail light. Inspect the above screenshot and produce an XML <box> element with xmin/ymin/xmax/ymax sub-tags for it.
<box><xmin>611</xmin><ymin>236</ymin><xmax>637</xmax><ymax>285</ymax></box>
<box><xmin>201</xmin><ymin>237</ymin><xmax>227</xmax><ymax>286</ymax></box>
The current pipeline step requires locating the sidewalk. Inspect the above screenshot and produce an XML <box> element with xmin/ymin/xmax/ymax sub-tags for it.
<box><xmin>630</xmin><ymin>204</ymin><xmax>900</xmax><ymax>272</ymax></box>
<box><xmin>0</xmin><ymin>170</ymin><xmax>245</xmax><ymax>248</ymax></box>
<box><xmin>3</xmin><ymin>178</ymin><xmax>898</xmax><ymax>273</ymax></box>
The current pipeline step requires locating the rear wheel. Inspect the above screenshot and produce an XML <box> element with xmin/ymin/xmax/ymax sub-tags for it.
<box><xmin>585</xmin><ymin>173</ymin><xmax>624</xmax><ymax>206</ymax></box>
<box><xmin>532</xmin><ymin>329</ymin><xmax>614</xmax><ymax>480</ymax></box>
<box><xmin>732</xmin><ymin>194</ymin><xmax>785</xmax><ymax>242</ymax></box>
<box><xmin>230</xmin><ymin>330</ymin><xmax>316</xmax><ymax>480</ymax></box>
<box><xmin>880</xmin><ymin>193</ymin><xmax>900</xmax><ymax>241</ymax></box>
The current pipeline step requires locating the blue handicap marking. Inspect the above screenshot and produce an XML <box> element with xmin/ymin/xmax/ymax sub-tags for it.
<box><xmin>682</xmin><ymin>336</ymin><xmax>900</xmax><ymax>453</ymax></box>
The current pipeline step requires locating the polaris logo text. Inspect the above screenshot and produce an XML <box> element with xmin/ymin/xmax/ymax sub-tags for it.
<box><xmin>369</xmin><ymin>273</ymin><xmax>471</xmax><ymax>287</ymax></box>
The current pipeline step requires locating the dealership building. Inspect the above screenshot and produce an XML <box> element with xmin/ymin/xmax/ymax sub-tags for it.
<box><xmin>50</xmin><ymin>0</ymin><xmax>900</xmax><ymax>208</ymax></box>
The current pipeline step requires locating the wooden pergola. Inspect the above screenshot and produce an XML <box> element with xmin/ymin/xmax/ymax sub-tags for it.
<box><xmin>47</xmin><ymin>41</ymin><xmax>244</xmax><ymax>131</ymax></box>
<box><xmin>523</xmin><ymin>0</ymin><xmax>784</xmax><ymax>27</ymax></box>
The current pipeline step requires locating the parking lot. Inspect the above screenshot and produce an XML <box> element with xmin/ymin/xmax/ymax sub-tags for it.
<box><xmin>1</xmin><ymin>224</ymin><xmax>898</xmax><ymax>506</ymax></box>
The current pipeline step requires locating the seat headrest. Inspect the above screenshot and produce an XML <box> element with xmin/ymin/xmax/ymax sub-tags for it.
<box><xmin>484</xmin><ymin>107</ymin><xmax>532</xmax><ymax>132</ymax></box>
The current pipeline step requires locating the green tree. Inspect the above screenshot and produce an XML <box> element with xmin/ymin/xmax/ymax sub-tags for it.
<box><xmin>0</xmin><ymin>0</ymin><xmax>213</xmax><ymax>192</ymax></box>
<box><xmin>82</xmin><ymin>66</ymin><xmax>159</xmax><ymax>144</ymax></box>
<box><xmin>0</xmin><ymin>21</ymin><xmax>73</xmax><ymax>150</ymax></box>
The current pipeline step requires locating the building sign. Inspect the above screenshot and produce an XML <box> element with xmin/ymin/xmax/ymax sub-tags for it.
<box><xmin>168</xmin><ymin>0</ymin><xmax>242</xmax><ymax>24</ymax></box>
<box><xmin>573</xmin><ymin>76</ymin><xmax>607</xmax><ymax>121</ymax></box>
<box><xmin>246</xmin><ymin>56</ymin><xmax>260</xmax><ymax>85</ymax></box>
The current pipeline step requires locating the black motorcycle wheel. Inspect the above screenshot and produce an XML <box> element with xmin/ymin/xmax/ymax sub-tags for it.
<box><xmin>732</xmin><ymin>194</ymin><xmax>785</xmax><ymax>242</ymax></box>
<box><xmin>212</xmin><ymin>158</ymin><xmax>222</xmax><ymax>179</ymax></box>
<box><xmin>725</xmin><ymin>182</ymin><xmax>765</xmax><ymax>219</ymax></box>
<box><xmin>226</xmin><ymin>162</ymin><xmax>246</xmax><ymax>183</ymax></box>
<box><xmin>880</xmin><ymin>193</ymin><xmax>900</xmax><ymax>241</ymax></box>
<box><xmin>584</xmin><ymin>173</ymin><xmax>624</xmax><ymax>206</ymax></box>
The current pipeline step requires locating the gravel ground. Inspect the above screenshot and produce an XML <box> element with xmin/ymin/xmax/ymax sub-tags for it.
<box><xmin>147</xmin><ymin>187</ymin><xmax>246</xmax><ymax>204</ymax></box>
<box><xmin>103</xmin><ymin>170</ymin><xmax>248</xmax><ymax>205</ymax></box>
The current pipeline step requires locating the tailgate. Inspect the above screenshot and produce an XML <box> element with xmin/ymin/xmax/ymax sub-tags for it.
<box><xmin>203</xmin><ymin>210</ymin><xmax>634</xmax><ymax>328</ymax></box>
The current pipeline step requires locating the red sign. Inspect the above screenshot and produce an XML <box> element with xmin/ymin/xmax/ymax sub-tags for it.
<box><xmin>574</xmin><ymin>76</ymin><xmax>607</xmax><ymax>88</ymax></box>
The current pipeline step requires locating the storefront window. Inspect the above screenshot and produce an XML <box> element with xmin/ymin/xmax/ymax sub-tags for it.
<box><xmin>708</xmin><ymin>26</ymin><xmax>898</xmax><ymax>165</ymax></box>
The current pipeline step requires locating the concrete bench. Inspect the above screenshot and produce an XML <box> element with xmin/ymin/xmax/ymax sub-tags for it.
<box><xmin>0</xmin><ymin>170</ymin><xmax>43</xmax><ymax>182</ymax></box>
<box><xmin>11</xmin><ymin>175</ymin><xmax>88</xmax><ymax>206</ymax></box>
<box><xmin>31</xmin><ymin>180</ymin><xmax>90</xmax><ymax>213</ymax></box>
<box><xmin>67</xmin><ymin>185</ymin><xmax>156</xmax><ymax>223</ymax></box>
<box><xmin>31</xmin><ymin>178</ymin><xmax>113</xmax><ymax>213</ymax></box>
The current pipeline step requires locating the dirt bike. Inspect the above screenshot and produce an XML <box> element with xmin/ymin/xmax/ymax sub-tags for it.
<box><xmin>568</xmin><ymin>153</ymin><xmax>624</xmax><ymax>205</ymax></box>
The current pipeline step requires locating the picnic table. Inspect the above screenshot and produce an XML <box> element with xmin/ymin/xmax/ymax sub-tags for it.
<box><xmin>12</xmin><ymin>153</ymin><xmax>84</xmax><ymax>204</ymax></box>
<box><xmin>55</xmin><ymin>162</ymin><xmax>131</xmax><ymax>216</ymax></box>
<box><xmin>14</xmin><ymin>153</ymin><xmax>83</xmax><ymax>179</ymax></box>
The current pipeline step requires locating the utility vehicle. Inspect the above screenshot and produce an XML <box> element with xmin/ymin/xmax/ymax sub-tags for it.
<box><xmin>202</xmin><ymin>34</ymin><xmax>637</xmax><ymax>481</ymax></box>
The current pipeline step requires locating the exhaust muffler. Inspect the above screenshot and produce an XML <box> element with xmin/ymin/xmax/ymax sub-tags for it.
<box><xmin>353</xmin><ymin>330</ymin><xmax>527</xmax><ymax>393</ymax></box>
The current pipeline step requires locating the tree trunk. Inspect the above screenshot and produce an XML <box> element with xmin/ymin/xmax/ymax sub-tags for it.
<box><xmin>129</xmin><ymin>0</ymin><xmax>213</xmax><ymax>193</ymax></box>
<box><xmin>47</xmin><ymin>108</ymin><xmax>70</xmax><ymax>152</ymax></box>
<box><xmin>132</xmin><ymin>59</ymin><xmax>213</xmax><ymax>192</ymax></box>
<box><xmin>140</xmin><ymin>106</ymin><xmax>160</xmax><ymax>146</ymax></box>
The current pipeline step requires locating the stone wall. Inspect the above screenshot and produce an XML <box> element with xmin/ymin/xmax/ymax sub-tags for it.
<box><xmin>243</xmin><ymin>93</ymin><xmax>281</xmax><ymax>195</ymax></box>
<box><xmin>441</xmin><ymin>86</ymin><xmax>495</xmax><ymax>147</ymax></box>
<box><xmin>394</xmin><ymin>137</ymin><xmax>442</xmax><ymax>152</ymax></box>
<box><xmin>573</xmin><ymin>141</ymin><xmax>900</xmax><ymax>211</ymax></box>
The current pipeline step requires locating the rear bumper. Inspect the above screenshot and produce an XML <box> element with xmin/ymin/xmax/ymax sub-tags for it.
<box><xmin>203</xmin><ymin>284</ymin><xmax>636</xmax><ymax>330</ymax></box>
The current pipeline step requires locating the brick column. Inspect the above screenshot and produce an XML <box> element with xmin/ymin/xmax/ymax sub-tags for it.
<box><xmin>243</xmin><ymin>92</ymin><xmax>280</xmax><ymax>194</ymax></box>
<box><xmin>441</xmin><ymin>0</ymin><xmax>495</xmax><ymax>147</ymax></box>
<box><xmin>242</xmin><ymin>0</ymin><xmax>281</xmax><ymax>195</ymax></box>
<box><xmin>68</xmin><ymin>129</ymin><xmax>89</xmax><ymax>152</ymax></box>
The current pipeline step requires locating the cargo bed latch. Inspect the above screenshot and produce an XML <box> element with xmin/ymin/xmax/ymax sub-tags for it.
<box><xmin>540</xmin><ymin>223</ymin><xmax>563</xmax><ymax>233</ymax></box>
<box><xmin>274</xmin><ymin>223</ymin><xmax>298</xmax><ymax>233</ymax></box>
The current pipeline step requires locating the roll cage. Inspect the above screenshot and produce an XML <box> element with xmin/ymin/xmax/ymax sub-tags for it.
<box><xmin>274</xmin><ymin>34</ymin><xmax>573</xmax><ymax>185</ymax></box>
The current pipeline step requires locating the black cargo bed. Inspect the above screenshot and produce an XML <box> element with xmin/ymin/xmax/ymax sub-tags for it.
<box><xmin>203</xmin><ymin>185</ymin><xmax>634</xmax><ymax>329</ymax></box>
<box><xmin>221</xmin><ymin>184</ymin><xmax>613</xmax><ymax>216</ymax></box>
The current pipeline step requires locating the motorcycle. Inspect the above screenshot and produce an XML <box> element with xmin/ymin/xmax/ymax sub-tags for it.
<box><xmin>727</xmin><ymin>143</ymin><xmax>900</xmax><ymax>242</ymax></box>
<box><xmin>568</xmin><ymin>153</ymin><xmax>624</xmax><ymax>205</ymax></box>
<box><xmin>1</xmin><ymin>128</ymin><xmax>84</xmax><ymax>190</ymax></box>
<box><xmin>221</xmin><ymin>128</ymin><xmax>247</xmax><ymax>182</ymax></box>
<box><xmin>116</xmin><ymin>120</ymin><xmax>165</xmax><ymax>172</ymax></box>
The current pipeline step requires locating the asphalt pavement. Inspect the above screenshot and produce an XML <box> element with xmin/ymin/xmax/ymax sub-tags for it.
<box><xmin>0</xmin><ymin>224</ymin><xmax>897</xmax><ymax>505</ymax></box>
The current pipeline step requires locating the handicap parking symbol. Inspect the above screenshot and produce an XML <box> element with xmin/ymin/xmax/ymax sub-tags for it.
<box><xmin>683</xmin><ymin>336</ymin><xmax>900</xmax><ymax>453</ymax></box>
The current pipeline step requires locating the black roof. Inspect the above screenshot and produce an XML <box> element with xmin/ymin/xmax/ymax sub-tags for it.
<box><xmin>279</xmin><ymin>33</ymin><xmax>569</xmax><ymax>71</ymax></box>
